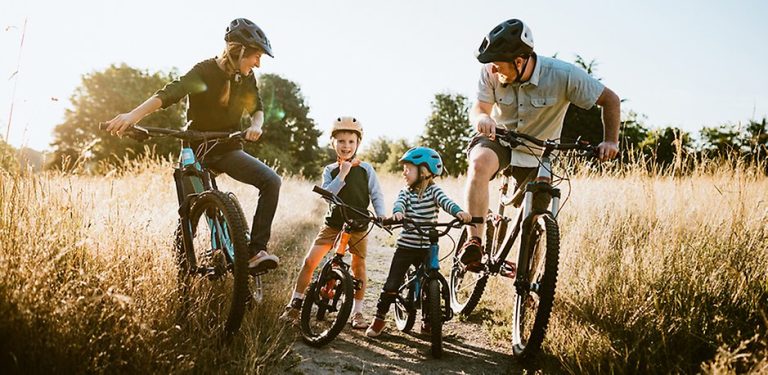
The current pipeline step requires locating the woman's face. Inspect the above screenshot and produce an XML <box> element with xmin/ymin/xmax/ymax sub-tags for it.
<box><xmin>239</xmin><ymin>48</ymin><xmax>264</xmax><ymax>73</ymax></box>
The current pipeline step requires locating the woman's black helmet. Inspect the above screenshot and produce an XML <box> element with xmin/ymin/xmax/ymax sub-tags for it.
<box><xmin>475</xmin><ymin>19</ymin><xmax>534</xmax><ymax>63</ymax></box>
<box><xmin>225</xmin><ymin>18</ymin><xmax>274</xmax><ymax>57</ymax></box>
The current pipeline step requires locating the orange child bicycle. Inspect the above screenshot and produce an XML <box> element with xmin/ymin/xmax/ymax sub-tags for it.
<box><xmin>299</xmin><ymin>186</ymin><xmax>391</xmax><ymax>347</ymax></box>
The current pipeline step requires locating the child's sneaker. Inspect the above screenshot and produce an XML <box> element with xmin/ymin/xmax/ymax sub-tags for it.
<box><xmin>350</xmin><ymin>312</ymin><xmax>369</xmax><ymax>329</ymax></box>
<box><xmin>279</xmin><ymin>298</ymin><xmax>302</xmax><ymax>324</ymax></box>
<box><xmin>365</xmin><ymin>317</ymin><xmax>386</xmax><ymax>337</ymax></box>
<box><xmin>249</xmin><ymin>250</ymin><xmax>279</xmax><ymax>272</ymax></box>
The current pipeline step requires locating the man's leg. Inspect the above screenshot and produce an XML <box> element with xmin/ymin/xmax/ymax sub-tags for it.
<box><xmin>465</xmin><ymin>146</ymin><xmax>500</xmax><ymax>239</ymax></box>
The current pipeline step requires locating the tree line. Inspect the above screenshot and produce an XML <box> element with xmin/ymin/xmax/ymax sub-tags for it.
<box><xmin>2</xmin><ymin>60</ymin><xmax>766</xmax><ymax>176</ymax></box>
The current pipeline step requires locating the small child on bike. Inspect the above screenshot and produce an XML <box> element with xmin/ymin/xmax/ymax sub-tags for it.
<box><xmin>279</xmin><ymin>117</ymin><xmax>387</xmax><ymax>329</ymax></box>
<box><xmin>366</xmin><ymin>147</ymin><xmax>471</xmax><ymax>337</ymax></box>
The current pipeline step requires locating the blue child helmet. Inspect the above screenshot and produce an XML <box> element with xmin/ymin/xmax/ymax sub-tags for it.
<box><xmin>399</xmin><ymin>147</ymin><xmax>444</xmax><ymax>176</ymax></box>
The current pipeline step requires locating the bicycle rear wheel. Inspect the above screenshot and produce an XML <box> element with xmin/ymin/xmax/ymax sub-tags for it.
<box><xmin>394</xmin><ymin>268</ymin><xmax>416</xmax><ymax>332</ymax></box>
<box><xmin>450</xmin><ymin>226</ymin><xmax>490</xmax><ymax>315</ymax></box>
<box><xmin>511</xmin><ymin>214</ymin><xmax>559</xmax><ymax>358</ymax></box>
<box><xmin>300</xmin><ymin>267</ymin><xmax>354</xmax><ymax>347</ymax></box>
<box><xmin>426</xmin><ymin>278</ymin><xmax>444</xmax><ymax>358</ymax></box>
<box><xmin>174</xmin><ymin>190</ymin><xmax>251</xmax><ymax>336</ymax></box>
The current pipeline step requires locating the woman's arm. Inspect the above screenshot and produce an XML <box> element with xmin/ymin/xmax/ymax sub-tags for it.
<box><xmin>105</xmin><ymin>96</ymin><xmax>163</xmax><ymax>133</ymax></box>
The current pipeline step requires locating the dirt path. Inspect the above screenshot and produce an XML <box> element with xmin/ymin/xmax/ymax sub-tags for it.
<box><xmin>282</xmin><ymin>244</ymin><xmax>523</xmax><ymax>374</ymax></box>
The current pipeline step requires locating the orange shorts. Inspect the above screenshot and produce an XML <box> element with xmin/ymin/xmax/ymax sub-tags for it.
<box><xmin>311</xmin><ymin>224</ymin><xmax>370</xmax><ymax>259</ymax></box>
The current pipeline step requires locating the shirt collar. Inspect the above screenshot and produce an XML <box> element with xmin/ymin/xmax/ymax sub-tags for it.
<box><xmin>526</xmin><ymin>55</ymin><xmax>541</xmax><ymax>86</ymax></box>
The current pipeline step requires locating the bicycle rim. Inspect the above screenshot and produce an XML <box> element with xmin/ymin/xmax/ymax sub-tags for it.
<box><xmin>300</xmin><ymin>267</ymin><xmax>354</xmax><ymax>347</ymax></box>
<box><xmin>511</xmin><ymin>214</ymin><xmax>560</xmax><ymax>358</ymax></box>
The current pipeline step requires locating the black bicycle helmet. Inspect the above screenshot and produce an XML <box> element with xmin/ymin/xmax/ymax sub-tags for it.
<box><xmin>475</xmin><ymin>19</ymin><xmax>533</xmax><ymax>63</ymax></box>
<box><xmin>225</xmin><ymin>18</ymin><xmax>274</xmax><ymax>57</ymax></box>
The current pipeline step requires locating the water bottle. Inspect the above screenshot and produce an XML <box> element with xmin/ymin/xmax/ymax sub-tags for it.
<box><xmin>180</xmin><ymin>148</ymin><xmax>195</xmax><ymax>166</ymax></box>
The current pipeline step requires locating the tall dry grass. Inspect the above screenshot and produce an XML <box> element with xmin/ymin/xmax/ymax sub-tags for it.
<box><xmin>0</xmin><ymin>157</ymin><xmax>324</xmax><ymax>373</ymax></box>
<box><xmin>1</xmin><ymin>156</ymin><xmax>766</xmax><ymax>373</ymax></box>
<box><xmin>401</xmin><ymin>161</ymin><xmax>767</xmax><ymax>374</ymax></box>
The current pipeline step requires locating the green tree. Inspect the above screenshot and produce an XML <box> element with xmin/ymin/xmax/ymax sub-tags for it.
<box><xmin>700</xmin><ymin>124</ymin><xmax>741</xmax><ymax>157</ymax></box>
<box><xmin>247</xmin><ymin>73</ymin><xmax>322</xmax><ymax>178</ymax></box>
<box><xmin>49</xmin><ymin>64</ymin><xmax>185</xmax><ymax>171</ymax></box>
<box><xmin>640</xmin><ymin>126</ymin><xmax>692</xmax><ymax>167</ymax></box>
<box><xmin>359</xmin><ymin>136</ymin><xmax>392</xmax><ymax>167</ymax></box>
<box><xmin>419</xmin><ymin>93</ymin><xmax>472</xmax><ymax>177</ymax></box>
<box><xmin>382</xmin><ymin>138</ymin><xmax>413</xmax><ymax>174</ymax></box>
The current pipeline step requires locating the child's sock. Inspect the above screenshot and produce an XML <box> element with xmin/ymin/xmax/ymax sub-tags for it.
<box><xmin>289</xmin><ymin>291</ymin><xmax>305</xmax><ymax>308</ymax></box>
<box><xmin>352</xmin><ymin>298</ymin><xmax>364</xmax><ymax>315</ymax></box>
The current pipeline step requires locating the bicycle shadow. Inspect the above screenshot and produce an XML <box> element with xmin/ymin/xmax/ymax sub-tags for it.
<box><xmin>286</xmin><ymin>321</ymin><xmax>532</xmax><ymax>374</ymax></box>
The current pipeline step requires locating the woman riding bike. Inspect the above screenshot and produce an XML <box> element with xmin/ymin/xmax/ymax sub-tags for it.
<box><xmin>105</xmin><ymin>18</ymin><xmax>281</xmax><ymax>272</ymax></box>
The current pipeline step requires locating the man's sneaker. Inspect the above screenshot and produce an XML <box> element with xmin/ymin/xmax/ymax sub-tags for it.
<box><xmin>279</xmin><ymin>305</ymin><xmax>300</xmax><ymax>324</ymax></box>
<box><xmin>420</xmin><ymin>321</ymin><xmax>431</xmax><ymax>334</ymax></box>
<box><xmin>248</xmin><ymin>250</ymin><xmax>279</xmax><ymax>272</ymax></box>
<box><xmin>350</xmin><ymin>312</ymin><xmax>369</xmax><ymax>329</ymax></box>
<box><xmin>459</xmin><ymin>236</ymin><xmax>483</xmax><ymax>267</ymax></box>
<box><xmin>365</xmin><ymin>317</ymin><xmax>386</xmax><ymax>338</ymax></box>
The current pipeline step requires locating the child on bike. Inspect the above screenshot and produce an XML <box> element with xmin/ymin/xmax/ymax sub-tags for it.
<box><xmin>104</xmin><ymin>18</ymin><xmax>280</xmax><ymax>273</ymax></box>
<box><xmin>366</xmin><ymin>147</ymin><xmax>471</xmax><ymax>337</ymax></box>
<box><xmin>279</xmin><ymin>117</ymin><xmax>387</xmax><ymax>329</ymax></box>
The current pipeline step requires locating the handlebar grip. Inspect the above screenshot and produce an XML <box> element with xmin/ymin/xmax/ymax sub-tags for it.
<box><xmin>471</xmin><ymin>217</ymin><xmax>485</xmax><ymax>224</ymax></box>
<box><xmin>381</xmin><ymin>217</ymin><xmax>401</xmax><ymax>226</ymax></box>
<box><xmin>312</xmin><ymin>185</ymin><xmax>335</xmax><ymax>199</ymax></box>
<box><xmin>98</xmin><ymin>122</ymin><xmax>108</xmax><ymax>131</ymax></box>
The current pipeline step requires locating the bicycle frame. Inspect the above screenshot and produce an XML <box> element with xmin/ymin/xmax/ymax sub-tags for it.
<box><xmin>397</xmin><ymin>228</ymin><xmax>453</xmax><ymax>320</ymax></box>
<box><xmin>173</xmin><ymin>143</ymin><xmax>237</xmax><ymax>274</ymax></box>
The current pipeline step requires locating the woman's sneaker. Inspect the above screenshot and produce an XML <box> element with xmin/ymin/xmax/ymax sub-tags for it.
<box><xmin>365</xmin><ymin>317</ymin><xmax>386</xmax><ymax>337</ymax></box>
<box><xmin>350</xmin><ymin>312</ymin><xmax>369</xmax><ymax>329</ymax></box>
<box><xmin>249</xmin><ymin>250</ymin><xmax>279</xmax><ymax>273</ymax></box>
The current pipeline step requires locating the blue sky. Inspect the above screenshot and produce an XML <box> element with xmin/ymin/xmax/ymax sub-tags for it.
<box><xmin>2</xmin><ymin>0</ymin><xmax>767</xmax><ymax>151</ymax></box>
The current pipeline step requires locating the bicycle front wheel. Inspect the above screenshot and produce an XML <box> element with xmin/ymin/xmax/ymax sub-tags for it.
<box><xmin>511</xmin><ymin>214</ymin><xmax>560</xmax><ymax>358</ymax></box>
<box><xmin>300</xmin><ymin>267</ymin><xmax>354</xmax><ymax>347</ymax></box>
<box><xmin>174</xmin><ymin>190</ymin><xmax>251</xmax><ymax>336</ymax></box>
<box><xmin>426</xmin><ymin>278</ymin><xmax>444</xmax><ymax>358</ymax></box>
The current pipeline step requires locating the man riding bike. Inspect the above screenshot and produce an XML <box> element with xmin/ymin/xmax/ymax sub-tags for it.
<box><xmin>459</xmin><ymin>19</ymin><xmax>621</xmax><ymax>269</ymax></box>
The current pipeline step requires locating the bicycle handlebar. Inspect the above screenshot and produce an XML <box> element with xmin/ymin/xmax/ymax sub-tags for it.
<box><xmin>312</xmin><ymin>185</ymin><xmax>393</xmax><ymax>234</ymax></box>
<box><xmin>384</xmin><ymin>217</ymin><xmax>484</xmax><ymax>238</ymax></box>
<box><xmin>495</xmin><ymin>127</ymin><xmax>595</xmax><ymax>155</ymax></box>
<box><xmin>98</xmin><ymin>123</ymin><xmax>247</xmax><ymax>142</ymax></box>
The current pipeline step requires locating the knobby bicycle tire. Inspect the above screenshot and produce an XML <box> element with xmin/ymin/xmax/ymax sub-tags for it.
<box><xmin>511</xmin><ymin>214</ymin><xmax>560</xmax><ymax>358</ymax></box>
<box><xmin>174</xmin><ymin>190</ymin><xmax>251</xmax><ymax>336</ymax></box>
<box><xmin>427</xmin><ymin>278</ymin><xmax>444</xmax><ymax>358</ymax></box>
<box><xmin>300</xmin><ymin>267</ymin><xmax>354</xmax><ymax>347</ymax></box>
<box><xmin>394</xmin><ymin>269</ymin><xmax>416</xmax><ymax>332</ymax></box>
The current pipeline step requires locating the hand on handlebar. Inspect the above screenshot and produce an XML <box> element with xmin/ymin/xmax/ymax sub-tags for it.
<box><xmin>596</xmin><ymin>141</ymin><xmax>619</xmax><ymax>161</ymax></box>
<box><xmin>475</xmin><ymin>115</ymin><xmax>498</xmax><ymax>140</ymax></box>
<box><xmin>105</xmin><ymin>113</ymin><xmax>140</xmax><ymax>134</ymax></box>
<box><xmin>392</xmin><ymin>212</ymin><xmax>404</xmax><ymax>222</ymax></box>
<box><xmin>244</xmin><ymin>125</ymin><xmax>263</xmax><ymax>142</ymax></box>
<box><xmin>456</xmin><ymin>211</ymin><xmax>472</xmax><ymax>223</ymax></box>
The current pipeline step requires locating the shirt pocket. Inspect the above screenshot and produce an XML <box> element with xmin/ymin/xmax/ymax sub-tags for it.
<box><xmin>531</xmin><ymin>97</ymin><xmax>556</xmax><ymax>108</ymax></box>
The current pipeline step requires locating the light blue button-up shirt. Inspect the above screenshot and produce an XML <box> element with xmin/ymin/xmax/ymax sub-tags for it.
<box><xmin>477</xmin><ymin>55</ymin><xmax>604</xmax><ymax>167</ymax></box>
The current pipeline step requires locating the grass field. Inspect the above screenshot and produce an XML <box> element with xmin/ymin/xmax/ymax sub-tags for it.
<box><xmin>1</xmin><ymin>158</ymin><xmax>766</xmax><ymax>373</ymax></box>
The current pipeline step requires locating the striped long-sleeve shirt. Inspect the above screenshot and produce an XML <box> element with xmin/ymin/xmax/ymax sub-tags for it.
<box><xmin>393</xmin><ymin>184</ymin><xmax>463</xmax><ymax>249</ymax></box>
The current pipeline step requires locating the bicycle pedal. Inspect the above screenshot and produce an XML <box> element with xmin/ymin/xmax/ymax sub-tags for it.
<box><xmin>500</xmin><ymin>260</ymin><xmax>517</xmax><ymax>278</ymax></box>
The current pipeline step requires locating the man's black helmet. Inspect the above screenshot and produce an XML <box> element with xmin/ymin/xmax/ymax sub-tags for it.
<box><xmin>225</xmin><ymin>18</ymin><xmax>274</xmax><ymax>57</ymax></box>
<box><xmin>475</xmin><ymin>19</ymin><xmax>534</xmax><ymax>63</ymax></box>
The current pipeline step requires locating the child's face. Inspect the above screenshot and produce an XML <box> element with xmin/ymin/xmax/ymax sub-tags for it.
<box><xmin>333</xmin><ymin>132</ymin><xmax>359</xmax><ymax>161</ymax></box>
<box><xmin>401</xmin><ymin>162</ymin><xmax>419</xmax><ymax>186</ymax></box>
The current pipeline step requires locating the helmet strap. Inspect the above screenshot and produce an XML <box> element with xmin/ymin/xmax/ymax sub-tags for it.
<box><xmin>514</xmin><ymin>53</ymin><xmax>535</xmax><ymax>83</ymax></box>
<box><xmin>226</xmin><ymin>45</ymin><xmax>246</xmax><ymax>83</ymax></box>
